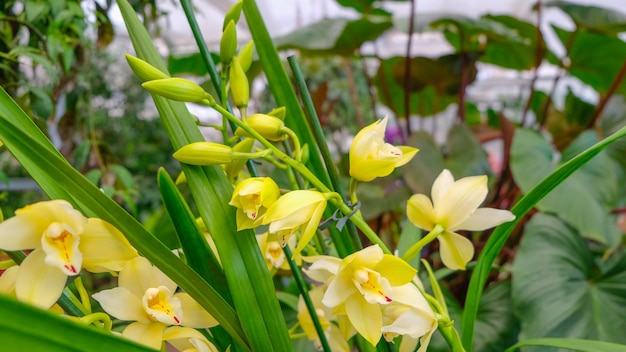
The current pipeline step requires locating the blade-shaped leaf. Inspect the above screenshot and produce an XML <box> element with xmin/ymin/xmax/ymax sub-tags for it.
<box><xmin>0</xmin><ymin>294</ymin><xmax>156</xmax><ymax>352</ymax></box>
<box><xmin>505</xmin><ymin>338</ymin><xmax>626</xmax><ymax>352</ymax></box>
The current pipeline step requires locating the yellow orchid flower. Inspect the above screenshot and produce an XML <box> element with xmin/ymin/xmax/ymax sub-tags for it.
<box><xmin>162</xmin><ymin>326</ymin><xmax>219</xmax><ymax>352</ymax></box>
<box><xmin>0</xmin><ymin>265</ymin><xmax>18</xmax><ymax>296</ymax></box>
<box><xmin>309</xmin><ymin>245</ymin><xmax>418</xmax><ymax>346</ymax></box>
<box><xmin>229</xmin><ymin>177</ymin><xmax>280</xmax><ymax>230</ymax></box>
<box><xmin>381</xmin><ymin>282</ymin><xmax>438</xmax><ymax>352</ymax></box>
<box><xmin>349</xmin><ymin>117</ymin><xmax>418</xmax><ymax>182</ymax></box>
<box><xmin>92</xmin><ymin>256</ymin><xmax>218</xmax><ymax>350</ymax></box>
<box><xmin>406</xmin><ymin>169</ymin><xmax>515</xmax><ymax>270</ymax></box>
<box><xmin>0</xmin><ymin>200</ymin><xmax>137</xmax><ymax>309</ymax></box>
<box><xmin>256</xmin><ymin>232</ymin><xmax>301</xmax><ymax>271</ymax></box>
<box><xmin>262</xmin><ymin>190</ymin><xmax>330</xmax><ymax>256</ymax></box>
<box><xmin>297</xmin><ymin>285</ymin><xmax>354</xmax><ymax>352</ymax></box>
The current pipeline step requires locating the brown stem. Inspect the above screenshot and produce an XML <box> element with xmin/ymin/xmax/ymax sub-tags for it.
<box><xmin>344</xmin><ymin>59</ymin><xmax>365</xmax><ymax>129</ymax></box>
<box><xmin>539</xmin><ymin>29</ymin><xmax>578</xmax><ymax>128</ymax></box>
<box><xmin>403</xmin><ymin>0</ymin><xmax>417</xmax><ymax>135</ymax></box>
<box><xmin>586</xmin><ymin>61</ymin><xmax>626</xmax><ymax>129</ymax></box>
<box><xmin>521</xmin><ymin>0</ymin><xmax>545</xmax><ymax>126</ymax></box>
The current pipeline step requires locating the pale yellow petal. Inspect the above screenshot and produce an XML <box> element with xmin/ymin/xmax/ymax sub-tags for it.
<box><xmin>454</xmin><ymin>208</ymin><xmax>515</xmax><ymax>231</ymax></box>
<box><xmin>373</xmin><ymin>254</ymin><xmax>416</xmax><ymax>287</ymax></box>
<box><xmin>15</xmin><ymin>248</ymin><xmax>67</xmax><ymax>309</ymax></box>
<box><xmin>92</xmin><ymin>286</ymin><xmax>149</xmax><ymax>322</ymax></box>
<box><xmin>303</xmin><ymin>256</ymin><xmax>340</xmax><ymax>283</ymax></box>
<box><xmin>322</xmin><ymin>272</ymin><xmax>357</xmax><ymax>308</ymax></box>
<box><xmin>122</xmin><ymin>321</ymin><xmax>166</xmax><ymax>350</ymax></box>
<box><xmin>176</xmin><ymin>292</ymin><xmax>219</xmax><ymax>328</ymax></box>
<box><xmin>264</xmin><ymin>191</ymin><xmax>326</xmax><ymax>227</ymax></box>
<box><xmin>81</xmin><ymin>218</ymin><xmax>137</xmax><ymax>272</ymax></box>
<box><xmin>406</xmin><ymin>194</ymin><xmax>436</xmax><ymax>231</ymax></box>
<box><xmin>431</xmin><ymin>169</ymin><xmax>455</xmax><ymax>210</ymax></box>
<box><xmin>119</xmin><ymin>256</ymin><xmax>155</xmax><ymax>298</ymax></box>
<box><xmin>0</xmin><ymin>215</ymin><xmax>43</xmax><ymax>250</ymax></box>
<box><xmin>0</xmin><ymin>266</ymin><xmax>19</xmax><ymax>295</ymax></box>
<box><xmin>436</xmin><ymin>175</ymin><xmax>488</xmax><ymax>229</ymax></box>
<box><xmin>164</xmin><ymin>326</ymin><xmax>219</xmax><ymax>352</ymax></box>
<box><xmin>394</xmin><ymin>146</ymin><xmax>419</xmax><ymax>167</ymax></box>
<box><xmin>293</xmin><ymin>200</ymin><xmax>327</xmax><ymax>256</ymax></box>
<box><xmin>345</xmin><ymin>297</ymin><xmax>382</xmax><ymax>346</ymax></box>
<box><xmin>438</xmin><ymin>231</ymin><xmax>474</xmax><ymax>270</ymax></box>
<box><xmin>346</xmin><ymin>244</ymin><xmax>384</xmax><ymax>269</ymax></box>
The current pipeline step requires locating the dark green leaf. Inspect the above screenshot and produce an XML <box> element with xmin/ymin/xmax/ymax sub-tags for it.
<box><xmin>0</xmin><ymin>293</ymin><xmax>156</xmax><ymax>352</ymax></box>
<box><xmin>274</xmin><ymin>17</ymin><xmax>392</xmax><ymax>56</ymax></box>
<box><xmin>506</xmin><ymin>338</ymin><xmax>626</xmax><ymax>352</ymax></box>
<box><xmin>510</xmin><ymin>128</ymin><xmax>620</xmax><ymax>246</ymax></box>
<box><xmin>167</xmin><ymin>52</ymin><xmax>220</xmax><ymax>76</ymax></box>
<box><xmin>373</xmin><ymin>57</ymin><xmax>457</xmax><ymax>117</ymax></box>
<box><xmin>545</xmin><ymin>0</ymin><xmax>626</xmax><ymax>34</ymax></box>
<box><xmin>550</xmin><ymin>26</ymin><xmax>626</xmax><ymax>96</ymax></box>
<box><xmin>109</xmin><ymin>164</ymin><xmax>134</xmax><ymax>190</ymax></box>
<box><xmin>512</xmin><ymin>213</ymin><xmax>626</xmax><ymax>350</ymax></box>
<box><xmin>403</xmin><ymin>124</ymin><xmax>492</xmax><ymax>195</ymax></box>
<box><xmin>479</xmin><ymin>15</ymin><xmax>543</xmax><ymax>70</ymax></box>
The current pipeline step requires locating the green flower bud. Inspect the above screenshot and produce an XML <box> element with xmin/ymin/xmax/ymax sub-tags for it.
<box><xmin>300</xmin><ymin>143</ymin><xmax>310</xmax><ymax>164</ymax></box>
<box><xmin>220</xmin><ymin>20</ymin><xmax>238</xmax><ymax>65</ymax></box>
<box><xmin>225</xmin><ymin>137</ymin><xmax>255</xmax><ymax>180</ymax></box>
<box><xmin>236</xmin><ymin>40</ymin><xmax>255</xmax><ymax>72</ymax></box>
<box><xmin>266</xmin><ymin>106</ymin><xmax>286</xmax><ymax>120</ymax></box>
<box><xmin>223</xmin><ymin>1</ymin><xmax>243</xmax><ymax>30</ymax></box>
<box><xmin>173</xmin><ymin>142</ymin><xmax>233</xmax><ymax>165</ymax></box>
<box><xmin>235</xmin><ymin>114</ymin><xmax>285</xmax><ymax>142</ymax></box>
<box><xmin>229</xmin><ymin>57</ymin><xmax>249</xmax><ymax>109</ymax></box>
<box><xmin>142</xmin><ymin>78</ymin><xmax>208</xmax><ymax>103</ymax></box>
<box><xmin>125</xmin><ymin>54</ymin><xmax>169</xmax><ymax>82</ymax></box>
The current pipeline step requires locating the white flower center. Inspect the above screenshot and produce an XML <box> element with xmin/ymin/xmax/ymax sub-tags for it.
<box><xmin>41</xmin><ymin>222</ymin><xmax>82</xmax><ymax>275</ymax></box>
<box><xmin>142</xmin><ymin>286</ymin><xmax>182</xmax><ymax>325</ymax></box>
<box><xmin>353</xmin><ymin>268</ymin><xmax>393</xmax><ymax>304</ymax></box>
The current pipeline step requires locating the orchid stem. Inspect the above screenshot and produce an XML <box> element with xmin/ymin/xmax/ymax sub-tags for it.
<box><xmin>74</xmin><ymin>276</ymin><xmax>92</xmax><ymax>313</ymax></box>
<box><xmin>80</xmin><ymin>312</ymin><xmax>112</xmax><ymax>331</ymax></box>
<box><xmin>402</xmin><ymin>225</ymin><xmax>444</xmax><ymax>262</ymax></box>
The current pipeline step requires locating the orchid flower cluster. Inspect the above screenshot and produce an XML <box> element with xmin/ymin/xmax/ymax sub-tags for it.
<box><xmin>0</xmin><ymin>3</ymin><xmax>516</xmax><ymax>351</ymax></box>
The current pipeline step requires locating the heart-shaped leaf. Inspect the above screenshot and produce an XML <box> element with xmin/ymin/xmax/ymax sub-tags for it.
<box><xmin>512</xmin><ymin>213</ymin><xmax>626</xmax><ymax>349</ymax></box>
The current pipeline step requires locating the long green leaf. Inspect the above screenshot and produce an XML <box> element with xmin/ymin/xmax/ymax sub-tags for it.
<box><xmin>241</xmin><ymin>0</ymin><xmax>356</xmax><ymax>257</ymax></box>
<box><xmin>505</xmin><ymin>338</ymin><xmax>626</xmax><ymax>352</ymax></box>
<box><xmin>116</xmin><ymin>1</ymin><xmax>292</xmax><ymax>350</ymax></box>
<box><xmin>158</xmin><ymin>168</ymin><xmax>235</xmax><ymax>351</ymax></box>
<box><xmin>0</xmin><ymin>89</ymin><xmax>248</xmax><ymax>350</ymax></box>
<box><xmin>0</xmin><ymin>294</ymin><xmax>156</xmax><ymax>352</ymax></box>
<box><xmin>461</xmin><ymin>124</ymin><xmax>626</xmax><ymax>351</ymax></box>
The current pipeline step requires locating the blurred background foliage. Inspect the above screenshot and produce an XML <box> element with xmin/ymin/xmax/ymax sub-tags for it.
<box><xmin>1</xmin><ymin>0</ymin><xmax>626</xmax><ymax>350</ymax></box>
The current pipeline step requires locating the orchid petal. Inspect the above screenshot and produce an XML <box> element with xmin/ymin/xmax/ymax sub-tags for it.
<box><xmin>406</xmin><ymin>194</ymin><xmax>436</xmax><ymax>231</ymax></box>
<box><xmin>454</xmin><ymin>207</ymin><xmax>516</xmax><ymax>231</ymax></box>
<box><xmin>430</xmin><ymin>169</ymin><xmax>455</xmax><ymax>210</ymax></box>
<box><xmin>322</xmin><ymin>272</ymin><xmax>357</xmax><ymax>308</ymax></box>
<box><xmin>0</xmin><ymin>266</ymin><xmax>19</xmax><ymax>295</ymax></box>
<box><xmin>92</xmin><ymin>287</ymin><xmax>149</xmax><ymax>323</ymax></box>
<box><xmin>122</xmin><ymin>321</ymin><xmax>166</xmax><ymax>350</ymax></box>
<box><xmin>81</xmin><ymin>218</ymin><xmax>137</xmax><ymax>272</ymax></box>
<box><xmin>438</xmin><ymin>231</ymin><xmax>474</xmax><ymax>270</ymax></box>
<box><xmin>293</xmin><ymin>198</ymin><xmax>327</xmax><ymax>256</ymax></box>
<box><xmin>176</xmin><ymin>292</ymin><xmax>218</xmax><ymax>328</ymax></box>
<box><xmin>303</xmin><ymin>256</ymin><xmax>340</xmax><ymax>283</ymax></box>
<box><xmin>0</xmin><ymin>215</ymin><xmax>42</xmax><ymax>250</ymax></box>
<box><xmin>373</xmin><ymin>255</ymin><xmax>417</xmax><ymax>286</ymax></box>
<box><xmin>345</xmin><ymin>297</ymin><xmax>382</xmax><ymax>346</ymax></box>
<box><xmin>15</xmin><ymin>248</ymin><xmax>67</xmax><ymax>309</ymax></box>
<box><xmin>437</xmin><ymin>175</ymin><xmax>488</xmax><ymax>229</ymax></box>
